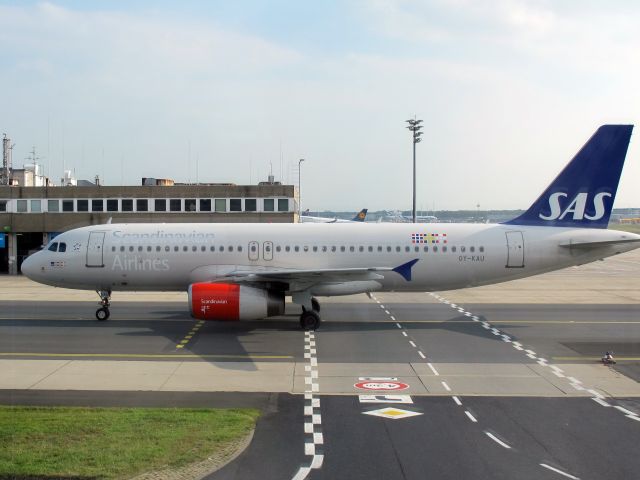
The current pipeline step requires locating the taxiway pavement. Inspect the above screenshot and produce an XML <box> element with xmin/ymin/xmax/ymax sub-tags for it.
<box><xmin>1</xmin><ymin>249</ymin><xmax>639</xmax><ymax>480</ymax></box>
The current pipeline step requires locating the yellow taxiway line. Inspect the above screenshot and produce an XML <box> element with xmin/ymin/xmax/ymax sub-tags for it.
<box><xmin>0</xmin><ymin>352</ymin><xmax>292</xmax><ymax>359</ymax></box>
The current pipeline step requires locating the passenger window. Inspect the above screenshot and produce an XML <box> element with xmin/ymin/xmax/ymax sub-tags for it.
<box><xmin>414</xmin><ymin>246</ymin><xmax>419</xmax><ymax>252</ymax></box>
<box><xmin>129</xmin><ymin>246</ymin><xmax>134</xmax><ymax>252</ymax></box>
<box><xmin>322</xmin><ymin>246</ymin><xmax>327</xmax><ymax>252</ymax></box>
<box><xmin>451</xmin><ymin>246</ymin><xmax>457</xmax><ymax>252</ymax></box>
<box><xmin>238</xmin><ymin>246</ymin><xmax>243</xmax><ymax>252</ymax></box>
<box><xmin>350</xmin><ymin>246</ymin><xmax>355</xmax><ymax>252</ymax></box>
<box><xmin>112</xmin><ymin>246</ymin><xmax>116</xmax><ymax>252</ymax></box>
<box><xmin>405</xmin><ymin>246</ymin><xmax>410</xmax><ymax>252</ymax></box>
<box><xmin>479</xmin><ymin>246</ymin><xmax>484</xmax><ymax>252</ymax></box>
<box><xmin>387</xmin><ymin>246</ymin><xmax>392</xmax><ymax>252</ymax></box>
<box><xmin>220</xmin><ymin>246</ymin><xmax>225</xmax><ymax>252</ymax></box>
<box><xmin>313</xmin><ymin>246</ymin><xmax>318</xmax><ymax>252</ymax></box>
<box><xmin>304</xmin><ymin>246</ymin><xmax>309</xmax><ymax>252</ymax></box>
<box><xmin>340</xmin><ymin>246</ymin><xmax>346</xmax><ymax>252</ymax></box>
<box><xmin>193</xmin><ymin>246</ymin><xmax>198</xmax><ymax>252</ymax></box>
<box><xmin>396</xmin><ymin>246</ymin><xmax>401</xmax><ymax>252</ymax></box>
<box><xmin>138</xmin><ymin>246</ymin><xmax>143</xmax><ymax>252</ymax></box>
<box><xmin>377</xmin><ymin>246</ymin><xmax>382</xmax><ymax>252</ymax></box>
<box><xmin>331</xmin><ymin>246</ymin><xmax>336</xmax><ymax>252</ymax></box>
<box><xmin>359</xmin><ymin>246</ymin><xmax>364</xmax><ymax>252</ymax></box>
<box><xmin>294</xmin><ymin>246</ymin><xmax>299</xmax><ymax>252</ymax></box>
<box><xmin>201</xmin><ymin>246</ymin><xmax>206</xmax><ymax>252</ymax></box>
<box><xmin>58</xmin><ymin>243</ymin><xmax>67</xmax><ymax>253</ymax></box>
<box><xmin>423</xmin><ymin>246</ymin><xmax>428</xmax><ymax>252</ymax></box>
<box><xmin>433</xmin><ymin>246</ymin><xmax>438</xmax><ymax>252</ymax></box>
<box><xmin>285</xmin><ymin>246</ymin><xmax>290</xmax><ymax>252</ymax></box>
<box><xmin>156</xmin><ymin>246</ymin><xmax>161</xmax><ymax>252</ymax></box>
<box><xmin>368</xmin><ymin>246</ymin><xmax>373</xmax><ymax>252</ymax></box>
<box><xmin>210</xmin><ymin>246</ymin><xmax>216</xmax><ymax>252</ymax></box>
<box><xmin>443</xmin><ymin>246</ymin><xmax>447</xmax><ymax>252</ymax></box>
<box><xmin>165</xmin><ymin>246</ymin><xmax>170</xmax><ymax>252</ymax></box>
<box><xmin>276</xmin><ymin>246</ymin><xmax>281</xmax><ymax>252</ymax></box>
<box><xmin>120</xmin><ymin>246</ymin><xmax>125</xmax><ymax>252</ymax></box>
<box><xmin>183</xmin><ymin>246</ymin><xmax>188</xmax><ymax>252</ymax></box>
<box><xmin>147</xmin><ymin>246</ymin><xmax>152</xmax><ymax>252</ymax></box>
<box><xmin>174</xmin><ymin>246</ymin><xmax>179</xmax><ymax>252</ymax></box>
<box><xmin>461</xmin><ymin>246</ymin><xmax>466</xmax><ymax>252</ymax></box>
<box><xmin>470</xmin><ymin>246</ymin><xmax>475</xmax><ymax>253</ymax></box>
<box><xmin>48</xmin><ymin>242</ymin><xmax>58</xmax><ymax>252</ymax></box>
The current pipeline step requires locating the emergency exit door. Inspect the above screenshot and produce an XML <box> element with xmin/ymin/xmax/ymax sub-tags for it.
<box><xmin>86</xmin><ymin>232</ymin><xmax>106</xmax><ymax>268</ymax></box>
<box><xmin>505</xmin><ymin>231</ymin><xmax>525</xmax><ymax>268</ymax></box>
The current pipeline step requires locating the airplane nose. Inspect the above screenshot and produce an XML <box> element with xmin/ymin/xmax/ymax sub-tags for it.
<box><xmin>21</xmin><ymin>253</ymin><xmax>38</xmax><ymax>279</ymax></box>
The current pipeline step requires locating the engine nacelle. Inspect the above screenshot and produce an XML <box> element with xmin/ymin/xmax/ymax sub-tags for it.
<box><xmin>188</xmin><ymin>283</ymin><xmax>284</xmax><ymax>321</ymax></box>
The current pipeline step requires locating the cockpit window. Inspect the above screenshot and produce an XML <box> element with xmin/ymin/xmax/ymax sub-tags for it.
<box><xmin>58</xmin><ymin>242</ymin><xmax>67</xmax><ymax>253</ymax></box>
<box><xmin>48</xmin><ymin>242</ymin><xmax>58</xmax><ymax>252</ymax></box>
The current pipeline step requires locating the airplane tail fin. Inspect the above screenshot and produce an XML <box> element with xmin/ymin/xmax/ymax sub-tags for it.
<box><xmin>504</xmin><ymin>125</ymin><xmax>633</xmax><ymax>229</ymax></box>
<box><xmin>352</xmin><ymin>208</ymin><xmax>368</xmax><ymax>222</ymax></box>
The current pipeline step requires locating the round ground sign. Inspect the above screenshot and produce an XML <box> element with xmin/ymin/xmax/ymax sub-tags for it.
<box><xmin>354</xmin><ymin>381</ymin><xmax>409</xmax><ymax>391</ymax></box>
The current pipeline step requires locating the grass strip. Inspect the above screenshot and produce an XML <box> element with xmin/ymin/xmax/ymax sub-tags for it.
<box><xmin>0</xmin><ymin>406</ymin><xmax>259</xmax><ymax>480</ymax></box>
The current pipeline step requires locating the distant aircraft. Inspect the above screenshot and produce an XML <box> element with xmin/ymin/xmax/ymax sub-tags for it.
<box><xmin>22</xmin><ymin>126</ymin><xmax>640</xmax><ymax>331</ymax></box>
<box><xmin>301</xmin><ymin>208</ymin><xmax>368</xmax><ymax>223</ymax></box>
<box><xmin>377</xmin><ymin>211</ymin><xmax>437</xmax><ymax>223</ymax></box>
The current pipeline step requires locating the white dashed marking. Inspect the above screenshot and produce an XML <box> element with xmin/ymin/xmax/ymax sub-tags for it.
<box><xmin>441</xmin><ymin>381</ymin><xmax>451</xmax><ymax>392</ymax></box>
<box><xmin>418</xmin><ymin>351</ymin><xmax>426</xmax><ymax>359</ymax></box>
<box><xmin>485</xmin><ymin>431</ymin><xmax>511</xmax><ymax>449</ymax></box>
<box><xmin>464</xmin><ymin>411</ymin><xmax>478</xmax><ymax>423</ymax></box>
<box><xmin>409</xmin><ymin>341</ymin><xmax>417</xmax><ymax>348</ymax></box>
<box><xmin>452</xmin><ymin>396</ymin><xmax>462</xmax><ymax>406</ymax></box>
<box><xmin>427</xmin><ymin>362</ymin><xmax>439</xmax><ymax>375</ymax></box>
<box><xmin>539</xmin><ymin>463</ymin><xmax>580</xmax><ymax>479</ymax></box>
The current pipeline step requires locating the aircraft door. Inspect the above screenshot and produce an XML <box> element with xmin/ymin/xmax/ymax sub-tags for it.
<box><xmin>263</xmin><ymin>241</ymin><xmax>273</xmax><ymax>261</ymax></box>
<box><xmin>505</xmin><ymin>231</ymin><xmax>525</xmax><ymax>268</ymax></box>
<box><xmin>248</xmin><ymin>241</ymin><xmax>259</xmax><ymax>261</ymax></box>
<box><xmin>86</xmin><ymin>232</ymin><xmax>106</xmax><ymax>268</ymax></box>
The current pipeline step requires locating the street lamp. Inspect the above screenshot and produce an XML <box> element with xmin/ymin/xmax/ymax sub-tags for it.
<box><xmin>406</xmin><ymin>117</ymin><xmax>423</xmax><ymax>223</ymax></box>
<box><xmin>298</xmin><ymin>158</ymin><xmax>305</xmax><ymax>220</ymax></box>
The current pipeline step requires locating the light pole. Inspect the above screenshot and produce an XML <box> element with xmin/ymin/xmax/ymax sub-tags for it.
<box><xmin>406</xmin><ymin>117</ymin><xmax>423</xmax><ymax>223</ymax></box>
<box><xmin>298</xmin><ymin>158</ymin><xmax>305</xmax><ymax>220</ymax></box>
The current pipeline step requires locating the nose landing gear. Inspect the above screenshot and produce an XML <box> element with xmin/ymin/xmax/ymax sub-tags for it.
<box><xmin>95</xmin><ymin>290</ymin><xmax>112</xmax><ymax>321</ymax></box>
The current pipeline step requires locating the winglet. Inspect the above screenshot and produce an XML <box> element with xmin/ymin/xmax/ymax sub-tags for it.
<box><xmin>393</xmin><ymin>259</ymin><xmax>419</xmax><ymax>281</ymax></box>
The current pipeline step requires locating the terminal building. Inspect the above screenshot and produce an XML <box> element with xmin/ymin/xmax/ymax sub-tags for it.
<box><xmin>0</xmin><ymin>179</ymin><xmax>297</xmax><ymax>275</ymax></box>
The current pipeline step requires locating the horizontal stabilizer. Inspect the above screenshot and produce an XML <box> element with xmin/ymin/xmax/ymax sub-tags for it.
<box><xmin>559</xmin><ymin>238</ymin><xmax>640</xmax><ymax>249</ymax></box>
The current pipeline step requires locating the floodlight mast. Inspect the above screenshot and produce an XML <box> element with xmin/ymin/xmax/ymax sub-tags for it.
<box><xmin>406</xmin><ymin>118</ymin><xmax>423</xmax><ymax>223</ymax></box>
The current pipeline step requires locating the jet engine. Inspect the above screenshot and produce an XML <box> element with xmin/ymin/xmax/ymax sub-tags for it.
<box><xmin>188</xmin><ymin>283</ymin><xmax>285</xmax><ymax>320</ymax></box>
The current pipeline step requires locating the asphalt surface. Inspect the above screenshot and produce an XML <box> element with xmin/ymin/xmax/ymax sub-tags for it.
<box><xmin>2</xmin><ymin>297</ymin><xmax>640</xmax><ymax>479</ymax></box>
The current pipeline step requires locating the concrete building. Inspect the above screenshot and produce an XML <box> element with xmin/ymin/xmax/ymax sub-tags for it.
<box><xmin>0</xmin><ymin>183</ymin><xmax>297</xmax><ymax>274</ymax></box>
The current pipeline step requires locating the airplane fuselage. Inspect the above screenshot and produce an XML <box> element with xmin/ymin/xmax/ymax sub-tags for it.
<box><xmin>24</xmin><ymin>222</ymin><xmax>639</xmax><ymax>294</ymax></box>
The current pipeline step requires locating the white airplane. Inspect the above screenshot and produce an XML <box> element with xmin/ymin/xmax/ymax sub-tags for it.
<box><xmin>22</xmin><ymin>125</ymin><xmax>640</xmax><ymax>330</ymax></box>
<box><xmin>301</xmin><ymin>208</ymin><xmax>368</xmax><ymax>223</ymax></box>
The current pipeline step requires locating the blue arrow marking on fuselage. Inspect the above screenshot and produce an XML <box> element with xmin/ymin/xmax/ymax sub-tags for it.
<box><xmin>393</xmin><ymin>259</ymin><xmax>419</xmax><ymax>281</ymax></box>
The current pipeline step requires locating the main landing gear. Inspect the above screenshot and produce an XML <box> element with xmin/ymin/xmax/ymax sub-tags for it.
<box><xmin>95</xmin><ymin>290</ymin><xmax>112</xmax><ymax>321</ymax></box>
<box><xmin>300</xmin><ymin>296</ymin><xmax>321</xmax><ymax>331</ymax></box>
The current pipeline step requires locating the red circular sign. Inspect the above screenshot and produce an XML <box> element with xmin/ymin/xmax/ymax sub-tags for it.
<box><xmin>354</xmin><ymin>381</ymin><xmax>409</xmax><ymax>391</ymax></box>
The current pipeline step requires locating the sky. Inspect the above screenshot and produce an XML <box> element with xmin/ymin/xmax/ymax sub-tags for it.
<box><xmin>1</xmin><ymin>0</ymin><xmax>639</xmax><ymax>211</ymax></box>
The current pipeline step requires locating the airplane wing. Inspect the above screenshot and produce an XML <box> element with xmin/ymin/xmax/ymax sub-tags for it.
<box><xmin>190</xmin><ymin>260</ymin><xmax>419</xmax><ymax>291</ymax></box>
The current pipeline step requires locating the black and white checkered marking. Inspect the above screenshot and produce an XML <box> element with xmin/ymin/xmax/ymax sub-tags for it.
<box><xmin>292</xmin><ymin>331</ymin><xmax>324</xmax><ymax>480</ymax></box>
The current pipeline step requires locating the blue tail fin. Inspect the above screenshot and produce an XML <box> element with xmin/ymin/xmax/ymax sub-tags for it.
<box><xmin>352</xmin><ymin>208</ymin><xmax>368</xmax><ymax>222</ymax></box>
<box><xmin>504</xmin><ymin>125</ymin><xmax>633</xmax><ymax>228</ymax></box>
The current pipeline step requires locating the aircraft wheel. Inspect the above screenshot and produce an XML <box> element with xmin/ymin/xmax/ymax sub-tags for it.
<box><xmin>300</xmin><ymin>310</ymin><xmax>320</xmax><ymax>331</ymax></box>
<box><xmin>311</xmin><ymin>297</ymin><xmax>320</xmax><ymax>312</ymax></box>
<box><xmin>96</xmin><ymin>307</ymin><xmax>110</xmax><ymax>321</ymax></box>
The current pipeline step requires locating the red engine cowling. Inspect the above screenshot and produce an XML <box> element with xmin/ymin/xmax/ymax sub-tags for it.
<box><xmin>188</xmin><ymin>283</ymin><xmax>284</xmax><ymax>321</ymax></box>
